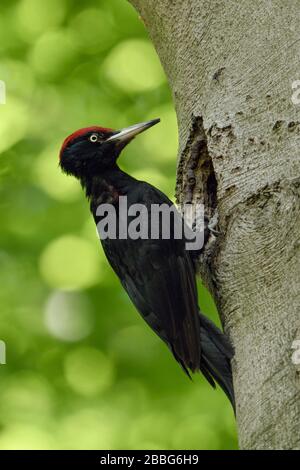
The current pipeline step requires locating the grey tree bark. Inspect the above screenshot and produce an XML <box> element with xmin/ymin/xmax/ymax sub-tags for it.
<box><xmin>128</xmin><ymin>0</ymin><xmax>300</xmax><ymax>450</ymax></box>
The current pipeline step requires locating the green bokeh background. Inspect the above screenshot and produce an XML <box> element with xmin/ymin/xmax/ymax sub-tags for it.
<box><xmin>0</xmin><ymin>0</ymin><xmax>237</xmax><ymax>450</ymax></box>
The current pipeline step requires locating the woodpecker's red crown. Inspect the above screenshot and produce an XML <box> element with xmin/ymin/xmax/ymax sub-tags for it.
<box><xmin>59</xmin><ymin>126</ymin><xmax>113</xmax><ymax>159</ymax></box>
<box><xmin>59</xmin><ymin>119</ymin><xmax>160</xmax><ymax>179</ymax></box>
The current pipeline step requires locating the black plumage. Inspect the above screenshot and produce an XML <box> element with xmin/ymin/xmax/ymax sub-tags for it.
<box><xmin>59</xmin><ymin>120</ymin><xmax>235</xmax><ymax>409</ymax></box>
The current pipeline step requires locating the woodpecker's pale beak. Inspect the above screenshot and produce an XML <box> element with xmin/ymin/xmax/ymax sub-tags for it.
<box><xmin>106</xmin><ymin>119</ymin><xmax>160</xmax><ymax>143</ymax></box>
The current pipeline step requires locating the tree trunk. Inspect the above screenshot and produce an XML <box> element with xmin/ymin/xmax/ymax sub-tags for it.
<box><xmin>129</xmin><ymin>0</ymin><xmax>300</xmax><ymax>450</ymax></box>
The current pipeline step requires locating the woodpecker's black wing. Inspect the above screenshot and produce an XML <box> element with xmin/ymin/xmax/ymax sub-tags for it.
<box><xmin>102</xmin><ymin>224</ymin><xmax>202</xmax><ymax>374</ymax></box>
<box><xmin>93</xmin><ymin>181</ymin><xmax>235</xmax><ymax>407</ymax></box>
<box><xmin>94</xmin><ymin>181</ymin><xmax>201</xmax><ymax>372</ymax></box>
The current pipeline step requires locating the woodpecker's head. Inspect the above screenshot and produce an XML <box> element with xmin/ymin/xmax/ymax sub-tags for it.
<box><xmin>59</xmin><ymin>119</ymin><xmax>160</xmax><ymax>178</ymax></box>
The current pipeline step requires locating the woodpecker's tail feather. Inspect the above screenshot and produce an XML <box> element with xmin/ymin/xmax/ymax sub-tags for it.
<box><xmin>199</xmin><ymin>313</ymin><xmax>235</xmax><ymax>411</ymax></box>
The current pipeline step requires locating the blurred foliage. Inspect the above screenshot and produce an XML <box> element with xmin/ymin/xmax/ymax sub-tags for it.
<box><xmin>0</xmin><ymin>0</ymin><xmax>237</xmax><ymax>450</ymax></box>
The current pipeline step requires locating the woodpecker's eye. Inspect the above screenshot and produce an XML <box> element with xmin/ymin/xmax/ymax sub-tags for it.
<box><xmin>89</xmin><ymin>134</ymin><xmax>98</xmax><ymax>143</ymax></box>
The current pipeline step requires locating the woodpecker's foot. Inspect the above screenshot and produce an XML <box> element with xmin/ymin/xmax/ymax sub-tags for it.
<box><xmin>207</xmin><ymin>212</ymin><xmax>220</xmax><ymax>236</ymax></box>
<box><xmin>203</xmin><ymin>211</ymin><xmax>219</xmax><ymax>243</ymax></box>
<box><xmin>188</xmin><ymin>212</ymin><xmax>219</xmax><ymax>261</ymax></box>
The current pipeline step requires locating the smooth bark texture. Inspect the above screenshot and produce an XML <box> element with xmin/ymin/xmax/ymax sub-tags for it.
<box><xmin>129</xmin><ymin>0</ymin><xmax>300</xmax><ymax>450</ymax></box>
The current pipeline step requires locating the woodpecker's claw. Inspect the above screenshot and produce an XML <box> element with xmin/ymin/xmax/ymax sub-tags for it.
<box><xmin>207</xmin><ymin>212</ymin><xmax>220</xmax><ymax>235</ymax></box>
<box><xmin>209</xmin><ymin>227</ymin><xmax>220</xmax><ymax>236</ymax></box>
